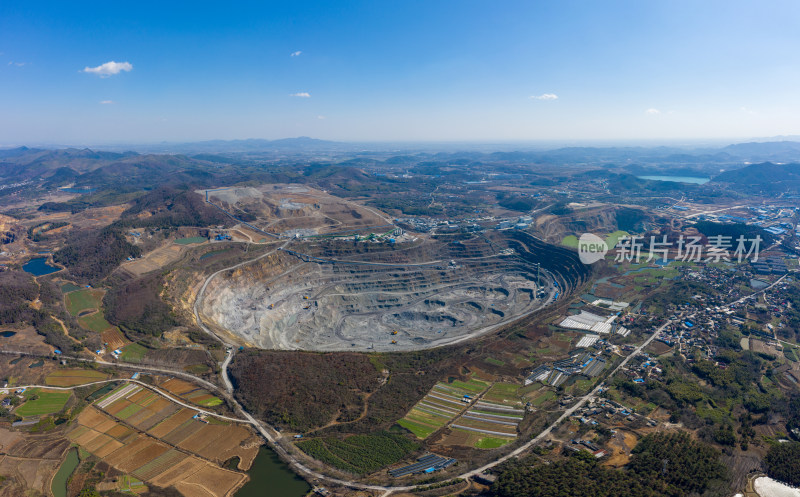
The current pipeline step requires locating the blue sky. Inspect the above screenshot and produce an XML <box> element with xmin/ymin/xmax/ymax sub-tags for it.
<box><xmin>1</xmin><ymin>1</ymin><xmax>799</xmax><ymax>145</ymax></box>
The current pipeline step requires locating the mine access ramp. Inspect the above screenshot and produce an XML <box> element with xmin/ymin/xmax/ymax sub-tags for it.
<box><xmin>389</xmin><ymin>453</ymin><xmax>456</xmax><ymax>477</ymax></box>
<box><xmin>277</xmin><ymin>247</ymin><xmax>329</xmax><ymax>264</ymax></box>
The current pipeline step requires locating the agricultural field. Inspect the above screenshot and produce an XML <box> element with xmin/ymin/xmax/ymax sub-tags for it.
<box><xmin>95</xmin><ymin>383</ymin><xmax>254</xmax><ymax>465</ymax></box>
<box><xmin>68</xmin><ymin>406</ymin><xmax>248</xmax><ymax>497</ymax></box>
<box><xmin>101</xmin><ymin>328</ymin><xmax>128</xmax><ymax>351</ymax></box>
<box><xmin>0</xmin><ymin>426</ymin><xmax>70</xmax><ymax>495</ymax></box>
<box><xmin>60</xmin><ymin>282</ymin><xmax>83</xmax><ymax>294</ymax></box>
<box><xmin>15</xmin><ymin>388</ymin><xmax>71</xmax><ymax>417</ymax></box>
<box><xmin>526</xmin><ymin>388</ymin><xmax>557</xmax><ymax>407</ymax></box>
<box><xmin>115</xmin><ymin>474</ymin><xmax>146</xmax><ymax>494</ymax></box>
<box><xmin>156</xmin><ymin>377</ymin><xmax>223</xmax><ymax>407</ymax></box>
<box><xmin>481</xmin><ymin>382</ymin><xmax>523</xmax><ymax>405</ymax></box>
<box><xmin>78</xmin><ymin>311</ymin><xmax>114</xmax><ymax>333</ymax></box>
<box><xmin>397</xmin><ymin>378</ymin><xmax>490</xmax><ymax>440</ymax></box>
<box><xmin>449</xmin><ymin>395</ymin><xmax>523</xmax><ymax>448</ymax></box>
<box><xmin>296</xmin><ymin>431</ymin><xmax>418</xmax><ymax>475</ymax></box>
<box><xmin>45</xmin><ymin>368</ymin><xmax>109</xmax><ymax>387</ymax></box>
<box><xmin>119</xmin><ymin>343</ymin><xmax>148</xmax><ymax>362</ymax></box>
<box><xmin>65</xmin><ymin>289</ymin><xmax>104</xmax><ymax>316</ymax></box>
<box><xmin>64</xmin><ymin>287</ymin><xmax>132</xmax><ymax>352</ymax></box>
<box><xmin>123</xmin><ymin>243</ymin><xmax>185</xmax><ymax>276</ymax></box>
<box><xmin>174</xmin><ymin>236</ymin><xmax>207</xmax><ymax>245</ymax></box>
<box><xmin>66</xmin><ymin>382</ymin><xmax>261</xmax><ymax>497</ymax></box>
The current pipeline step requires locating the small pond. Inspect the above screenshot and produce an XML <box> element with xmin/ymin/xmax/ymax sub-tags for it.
<box><xmin>234</xmin><ymin>447</ymin><xmax>310</xmax><ymax>497</ymax></box>
<box><xmin>22</xmin><ymin>257</ymin><xmax>60</xmax><ymax>276</ymax></box>
<box><xmin>51</xmin><ymin>448</ymin><xmax>80</xmax><ymax>497</ymax></box>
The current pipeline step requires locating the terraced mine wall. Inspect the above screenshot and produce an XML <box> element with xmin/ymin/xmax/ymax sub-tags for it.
<box><xmin>200</xmin><ymin>231</ymin><xmax>589</xmax><ymax>352</ymax></box>
<box><xmin>501</xmin><ymin>230</ymin><xmax>591</xmax><ymax>293</ymax></box>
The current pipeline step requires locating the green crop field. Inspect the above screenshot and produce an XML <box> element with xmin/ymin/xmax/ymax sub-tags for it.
<box><xmin>483</xmin><ymin>382</ymin><xmax>523</xmax><ymax>404</ymax></box>
<box><xmin>78</xmin><ymin>312</ymin><xmax>113</xmax><ymax>332</ymax></box>
<box><xmin>60</xmin><ymin>283</ymin><xmax>82</xmax><ymax>294</ymax></box>
<box><xmin>448</xmin><ymin>378</ymin><xmax>489</xmax><ymax>393</ymax></box>
<box><xmin>116</xmin><ymin>403</ymin><xmax>144</xmax><ymax>419</ymax></box>
<box><xmin>174</xmin><ymin>236</ymin><xmax>206</xmax><ymax>245</ymax></box>
<box><xmin>16</xmin><ymin>389</ymin><xmax>70</xmax><ymax>417</ymax></box>
<box><xmin>530</xmin><ymin>389</ymin><xmax>556</xmax><ymax>407</ymax></box>
<box><xmin>120</xmin><ymin>343</ymin><xmax>148</xmax><ymax>362</ymax></box>
<box><xmin>397</xmin><ymin>418</ymin><xmax>437</xmax><ymax>439</ymax></box>
<box><xmin>297</xmin><ymin>432</ymin><xmax>418</xmax><ymax>475</ymax></box>
<box><xmin>196</xmin><ymin>396</ymin><xmax>223</xmax><ymax>407</ymax></box>
<box><xmin>472</xmin><ymin>409</ymin><xmax>521</xmax><ymax>418</ymax></box>
<box><xmin>484</xmin><ymin>357</ymin><xmax>505</xmax><ymax>366</ymax></box>
<box><xmin>65</xmin><ymin>289</ymin><xmax>103</xmax><ymax>316</ymax></box>
<box><xmin>486</xmin><ymin>382</ymin><xmax>521</xmax><ymax>397</ymax></box>
<box><xmin>474</xmin><ymin>436</ymin><xmax>513</xmax><ymax>449</ymax></box>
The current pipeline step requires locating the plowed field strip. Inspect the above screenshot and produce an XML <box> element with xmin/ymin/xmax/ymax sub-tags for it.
<box><xmin>452</xmin><ymin>425</ymin><xmax>516</xmax><ymax>437</ymax></box>
<box><xmin>427</xmin><ymin>394</ymin><xmax>464</xmax><ymax>406</ymax></box>
<box><xmin>133</xmin><ymin>449</ymin><xmax>188</xmax><ymax>481</ymax></box>
<box><xmin>461</xmin><ymin>414</ymin><xmax>519</xmax><ymax>426</ymax></box>
<box><xmin>148</xmin><ymin>409</ymin><xmax>196</xmax><ymax>438</ymax></box>
<box><xmin>419</xmin><ymin>402</ymin><xmax>460</xmax><ymax>416</ymax></box>
<box><xmin>414</xmin><ymin>407</ymin><xmax>452</xmax><ymax>419</ymax></box>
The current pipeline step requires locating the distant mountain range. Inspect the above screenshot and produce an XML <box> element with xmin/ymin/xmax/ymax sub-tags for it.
<box><xmin>146</xmin><ymin>138</ymin><xmax>800</xmax><ymax>164</ymax></box>
<box><xmin>6</xmin><ymin>138</ymin><xmax>800</xmax><ymax>164</ymax></box>
<box><xmin>125</xmin><ymin>136</ymin><xmax>352</xmax><ymax>154</ymax></box>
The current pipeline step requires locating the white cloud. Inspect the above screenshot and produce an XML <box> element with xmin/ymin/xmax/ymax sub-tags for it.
<box><xmin>289</xmin><ymin>92</ymin><xmax>310</xmax><ymax>98</ymax></box>
<box><xmin>99</xmin><ymin>100</ymin><xmax>115</xmax><ymax>105</ymax></box>
<box><xmin>529</xmin><ymin>93</ymin><xmax>558</xmax><ymax>100</ymax></box>
<box><xmin>82</xmin><ymin>61</ymin><xmax>132</xmax><ymax>77</ymax></box>
<box><xmin>317</xmin><ymin>115</ymin><xmax>326</xmax><ymax>120</ymax></box>
<box><xmin>645</xmin><ymin>108</ymin><xmax>661</xmax><ymax>115</ymax></box>
<box><xmin>291</xmin><ymin>51</ymin><xmax>302</xmax><ymax>57</ymax></box>
<box><xmin>8</xmin><ymin>61</ymin><xmax>27</xmax><ymax>67</ymax></box>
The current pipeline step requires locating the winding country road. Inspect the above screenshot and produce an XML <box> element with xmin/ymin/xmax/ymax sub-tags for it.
<box><xmin>9</xmin><ymin>378</ymin><xmax>247</xmax><ymax>423</ymax></box>
<box><xmin>6</xmin><ymin>260</ymin><xmax>792</xmax><ymax>494</ymax></box>
<box><xmin>192</xmin><ymin>239</ymin><xmax>292</xmax><ymax>392</ymax></box>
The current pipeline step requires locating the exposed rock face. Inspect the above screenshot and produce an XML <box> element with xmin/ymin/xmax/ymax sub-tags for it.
<box><xmin>201</xmin><ymin>232</ymin><xmax>589</xmax><ymax>352</ymax></box>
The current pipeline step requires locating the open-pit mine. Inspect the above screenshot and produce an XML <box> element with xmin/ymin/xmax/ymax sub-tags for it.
<box><xmin>199</xmin><ymin>231</ymin><xmax>589</xmax><ymax>351</ymax></box>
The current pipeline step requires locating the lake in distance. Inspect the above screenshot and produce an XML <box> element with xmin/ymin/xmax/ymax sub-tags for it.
<box><xmin>637</xmin><ymin>175</ymin><xmax>710</xmax><ymax>184</ymax></box>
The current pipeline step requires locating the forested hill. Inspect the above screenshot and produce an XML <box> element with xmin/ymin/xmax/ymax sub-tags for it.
<box><xmin>120</xmin><ymin>187</ymin><xmax>231</xmax><ymax>228</ymax></box>
<box><xmin>491</xmin><ymin>432</ymin><xmax>728</xmax><ymax>497</ymax></box>
<box><xmin>712</xmin><ymin>162</ymin><xmax>800</xmax><ymax>193</ymax></box>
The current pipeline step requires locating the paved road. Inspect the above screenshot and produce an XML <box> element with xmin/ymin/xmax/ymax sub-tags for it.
<box><xmin>8</xmin><ymin>259</ymin><xmax>790</xmax><ymax>493</ymax></box>
<box><xmin>446</xmin><ymin>272</ymin><xmax>793</xmax><ymax>486</ymax></box>
<box><xmin>684</xmin><ymin>204</ymin><xmax>746</xmax><ymax>219</ymax></box>
<box><xmin>192</xmin><ymin>239</ymin><xmax>292</xmax><ymax>392</ymax></box>
<box><xmin>11</xmin><ymin>378</ymin><xmax>248</xmax><ymax>423</ymax></box>
<box><xmin>458</xmin><ymin>314</ymin><xmax>673</xmax><ymax>481</ymax></box>
<box><xmin>0</xmin><ymin>349</ymin><xmax>226</xmax><ymax>396</ymax></box>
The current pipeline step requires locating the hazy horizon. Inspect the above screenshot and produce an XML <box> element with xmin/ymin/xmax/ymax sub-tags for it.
<box><xmin>5</xmin><ymin>135</ymin><xmax>800</xmax><ymax>155</ymax></box>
